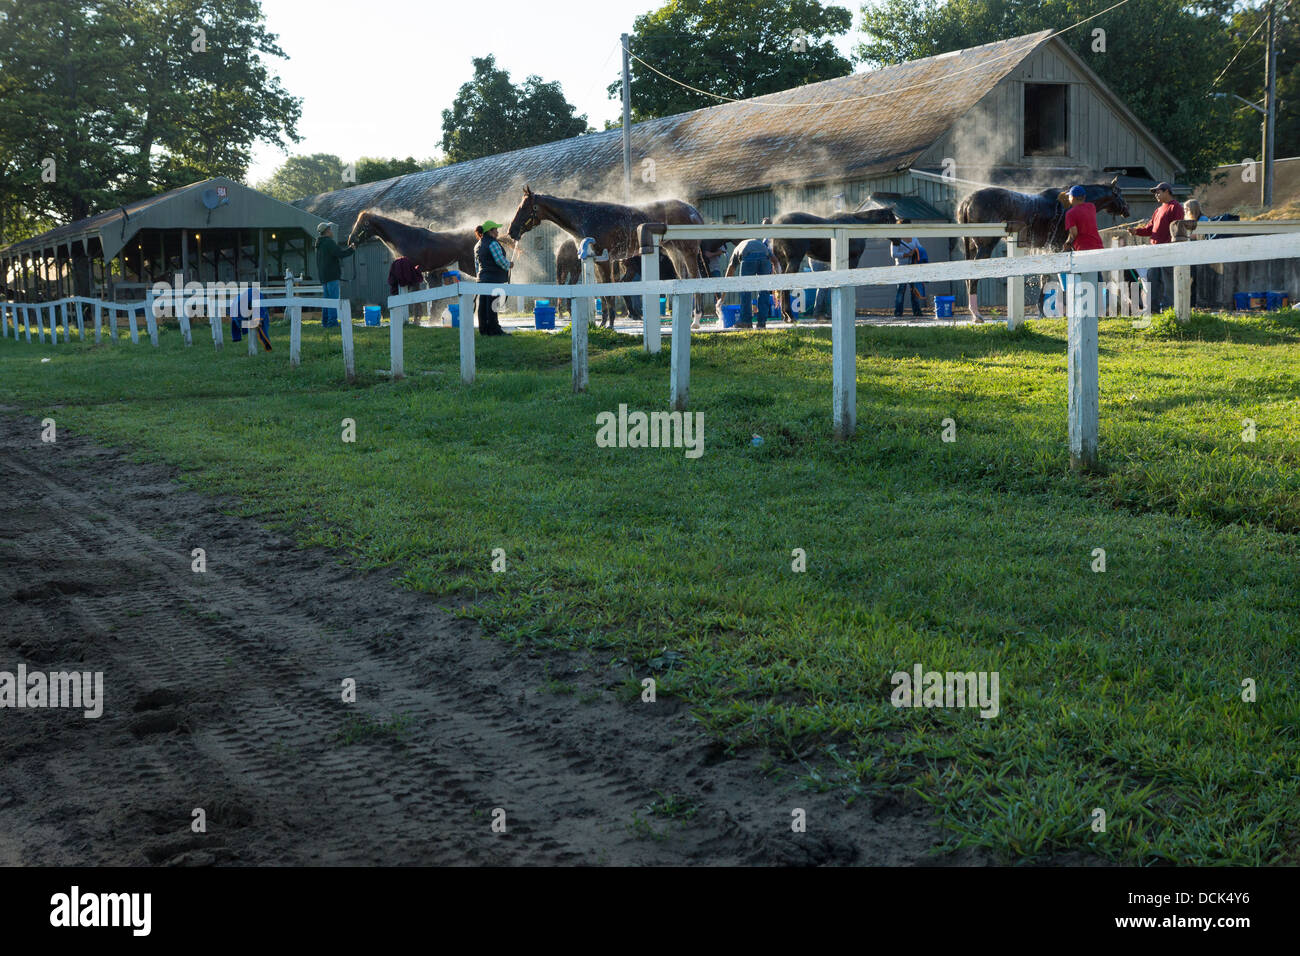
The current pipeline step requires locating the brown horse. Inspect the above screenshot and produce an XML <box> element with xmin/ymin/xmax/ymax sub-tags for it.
<box><xmin>506</xmin><ymin>186</ymin><xmax>706</xmax><ymax>329</ymax></box>
<box><xmin>554</xmin><ymin>239</ymin><xmax>580</xmax><ymax>317</ymax></box>
<box><xmin>770</xmin><ymin>209</ymin><xmax>901</xmax><ymax>320</ymax></box>
<box><xmin>956</xmin><ymin>179</ymin><xmax>1130</xmax><ymax>321</ymax></box>
<box><xmin>346</xmin><ymin>210</ymin><xmax>478</xmax><ymax>277</ymax></box>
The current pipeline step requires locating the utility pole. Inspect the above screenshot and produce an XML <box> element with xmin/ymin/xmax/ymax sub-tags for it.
<box><xmin>1263</xmin><ymin>0</ymin><xmax>1277</xmax><ymax>207</ymax></box>
<box><xmin>621</xmin><ymin>32</ymin><xmax>633</xmax><ymax>205</ymax></box>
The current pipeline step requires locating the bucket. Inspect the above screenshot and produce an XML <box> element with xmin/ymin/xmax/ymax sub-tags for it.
<box><xmin>1248</xmin><ymin>291</ymin><xmax>1267</xmax><ymax>309</ymax></box>
<box><xmin>1265</xmin><ymin>291</ymin><xmax>1290</xmax><ymax>311</ymax></box>
<box><xmin>659</xmin><ymin>295</ymin><xmax>667</xmax><ymax>316</ymax></box>
<box><xmin>720</xmin><ymin>305</ymin><xmax>741</xmax><ymax>328</ymax></box>
<box><xmin>534</xmin><ymin>305</ymin><xmax>556</xmax><ymax>330</ymax></box>
<box><xmin>1232</xmin><ymin>292</ymin><xmax>1252</xmax><ymax>311</ymax></box>
<box><xmin>364</xmin><ymin>305</ymin><xmax>381</xmax><ymax>327</ymax></box>
<box><xmin>448</xmin><ymin>303</ymin><xmax>460</xmax><ymax>327</ymax></box>
<box><xmin>934</xmin><ymin>295</ymin><xmax>955</xmax><ymax>318</ymax></box>
<box><xmin>804</xmin><ymin>288</ymin><xmax>817</xmax><ymax>315</ymax></box>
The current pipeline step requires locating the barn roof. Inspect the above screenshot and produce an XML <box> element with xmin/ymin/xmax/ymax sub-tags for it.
<box><xmin>0</xmin><ymin>177</ymin><xmax>328</xmax><ymax>262</ymax></box>
<box><xmin>296</xmin><ymin>31</ymin><xmax>1056</xmax><ymax>229</ymax></box>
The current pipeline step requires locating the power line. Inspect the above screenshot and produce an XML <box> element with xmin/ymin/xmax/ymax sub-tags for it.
<box><xmin>1211</xmin><ymin>2</ymin><xmax>1289</xmax><ymax>87</ymax></box>
<box><xmin>621</xmin><ymin>0</ymin><xmax>1133</xmax><ymax>111</ymax></box>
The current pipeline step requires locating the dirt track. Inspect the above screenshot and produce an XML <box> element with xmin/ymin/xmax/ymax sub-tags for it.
<box><xmin>0</xmin><ymin>410</ymin><xmax>969</xmax><ymax>866</ymax></box>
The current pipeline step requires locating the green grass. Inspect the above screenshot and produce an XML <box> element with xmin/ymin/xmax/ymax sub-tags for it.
<box><xmin>2</xmin><ymin>312</ymin><xmax>1298</xmax><ymax>864</ymax></box>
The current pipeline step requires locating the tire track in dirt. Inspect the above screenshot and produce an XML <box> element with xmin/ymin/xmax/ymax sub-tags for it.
<box><xmin>0</xmin><ymin>410</ymin><xmax>973</xmax><ymax>865</ymax></box>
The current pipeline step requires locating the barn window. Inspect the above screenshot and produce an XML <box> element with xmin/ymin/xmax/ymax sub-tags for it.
<box><xmin>1024</xmin><ymin>83</ymin><xmax>1068</xmax><ymax>156</ymax></box>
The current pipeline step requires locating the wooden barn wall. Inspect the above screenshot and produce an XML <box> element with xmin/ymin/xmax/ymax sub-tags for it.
<box><xmin>919</xmin><ymin>44</ymin><xmax>1178</xmax><ymax>187</ymax></box>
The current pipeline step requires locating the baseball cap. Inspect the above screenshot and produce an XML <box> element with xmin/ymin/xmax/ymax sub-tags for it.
<box><xmin>481</xmin><ymin>220</ymin><xmax>504</xmax><ymax>232</ymax></box>
<box><xmin>1068</xmin><ymin>185</ymin><xmax>1087</xmax><ymax>198</ymax></box>
<box><xmin>1151</xmin><ymin>182</ymin><xmax>1173</xmax><ymax>194</ymax></box>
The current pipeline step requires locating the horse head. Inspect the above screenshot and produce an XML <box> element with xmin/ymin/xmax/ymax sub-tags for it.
<box><xmin>346</xmin><ymin>211</ymin><xmax>375</xmax><ymax>247</ymax></box>
<box><xmin>507</xmin><ymin>186</ymin><xmax>542</xmax><ymax>241</ymax></box>
<box><xmin>1094</xmin><ymin>178</ymin><xmax>1130</xmax><ymax>219</ymax></box>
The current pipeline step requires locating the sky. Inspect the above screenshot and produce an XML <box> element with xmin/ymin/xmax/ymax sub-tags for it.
<box><xmin>247</xmin><ymin>0</ymin><xmax>861</xmax><ymax>185</ymax></box>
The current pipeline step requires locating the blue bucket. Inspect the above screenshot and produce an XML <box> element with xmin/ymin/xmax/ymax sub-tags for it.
<box><xmin>1232</xmin><ymin>292</ymin><xmax>1251</xmax><ymax>311</ymax></box>
<box><xmin>364</xmin><ymin>305</ymin><xmax>381</xmax><ymax>327</ymax></box>
<box><xmin>448</xmin><ymin>303</ymin><xmax>460</xmax><ymax>327</ymax></box>
<box><xmin>1248</xmin><ymin>291</ymin><xmax>1267</xmax><ymax>309</ymax></box>
<box><xmin>721</xmin><ymin>305</ymin><xmax>741</xmax><ymax>328</ymax></box>
<box><xmin>660</xmin><ymin>295</ymin><xmax>667</xmax><ymax>316</ymax></box>
<box><xmin>534</xmin><ymin>305</ymin><xmax>556</xmax><ymax>330</ymax></box>
<box><xmin>804</xmin><ymin>288</ymin><xmax>818</xmax><ymax>316</ymax></box>
<box><xmin>934</xmin><ymin>295</ymin><xmax>955</xmax><ymax>318</ymax></box>
<box><xmin>1265</xmin><ymin>291</ymin><xmax>1290</xmax><ymax>311</ymax></box>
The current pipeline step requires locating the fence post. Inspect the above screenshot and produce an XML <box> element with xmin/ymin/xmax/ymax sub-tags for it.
<box><xmin>73</xmin><ymin>300</ymin><xmax>85</xmax><ymax>340</ymax></box>
<box><xmin>0</xmin><ymin>302</ymin><xmax>7</xmax><ymax>339</ymax></box>
<box><xmin>340</xmin><ymin>299</ymin><xmax>355</xmax><ymax>383</ymax></box>
<box><xmin>671</xmin><ymin>292</ymin><xmax>692</xmax><ymax>410</ymax></box>
<box><xmin>144</xmin><ymin>291</ymin><xmax>159</xmax><ymax>347</ymax></box>
<box><xmin>177</xmin><ymin>290</ymin><xmax>192</xmax><ymax>346</ymax></box>
<box><xmin>574</xmin><ymin>245</ymin><xmax>596</xmax><ymax>392</ymax></box>
<box><xmin>46</xmin><ymin>305</ymin><xmax>57</xmax><ymax>345</ymax></box>
<box><xmin>109</xmin><ymin>305</ymin><xmax>118</xmax><ymax>343</ymax></box>
<box><xmin>59</xmin><ymin>301</ymin><xmax>70</xmax><ymax>343</ymax></box>
<box><xmin>93</xmin><ymin>302</ymin><xmax>102</xmax><ymax>343</ymax></box>
<box><xmin>1006</xmin><ymin>235</ymin><xmax>1025</xmax><ymax>330</ymax></box>
<box><xmin>390</xmin><ymin>303</ymin><xmax>406</xmax><ymax>380</ymax></box>
<box><xmin>459</xmin><ymin>290</ymin><xmax>476</xmax><ymax>385</ymax></box>
<box><xmin>1067</xmin><ymin>270</ymin><xmax>1100</xmax><ymax>472</ymax></box>
<box><xmin>36</xmin><ymin>304</ymin><xmax>47</xmax><ymax>344</ymax></box>
<box><xmin>1173</xmin><ymin>264</ymin><xmax>1191</xmax><ymax>324</ymax></box>
<box><xmin>24</xmin><ymin>305</ymin><xmax>33</xmax><ymax>343</ymax></box>
<box><xmin>128</xmin><ymin>303</ymin><xmax>140</xmax><ymax>344</ymax></box>
<box><xmin>830</xmin><ymin>228</ymin><xmax>856</xmax><ymax>439</ymax></box>
<box><xmin>640</xmin><ymin>230</ymin><xmax>662</xmax><ymax>354</ymax></box>
<box><xmin>288</xmin><ymin>292</ymin><xmax>301</xmax><ymax>367</ymax></box>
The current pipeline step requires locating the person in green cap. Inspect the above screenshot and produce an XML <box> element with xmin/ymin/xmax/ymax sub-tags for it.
<box><xmin>315</xmin><ymin>222</ymin><xmax>355</xmax><ymax>328</ymax></box>
<box><xmin>474</xmin><ymin>221</ymin><xmax>512</xmax><ymax>336</ymax></box>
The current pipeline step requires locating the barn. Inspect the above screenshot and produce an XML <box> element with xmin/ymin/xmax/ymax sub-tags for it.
<box><xmin>0</xmin><ymin>177</ymin><xmax>328</xmax><ymax>303</ymax></box>
<box><xmin>295</xmin><ymin>30</ymin><xmax>1185</xmax><ymax>312</ymax></box>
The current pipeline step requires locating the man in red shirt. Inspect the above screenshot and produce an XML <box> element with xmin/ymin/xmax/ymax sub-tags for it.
<box><xmin>1128</xmin><ymin>182</ymin><xmax>1183</xmax><ymax>311</ymax></box>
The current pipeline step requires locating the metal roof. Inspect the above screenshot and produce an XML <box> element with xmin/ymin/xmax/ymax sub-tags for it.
<box><xmin>296</xmin><ymin>31</ymin><xmax>1056</xmax><ymax>230</ymax></box>
<box><xmin>1</xmin><ymin>177</ymin><xmax>328</xmax><ymax>262</ymax></box>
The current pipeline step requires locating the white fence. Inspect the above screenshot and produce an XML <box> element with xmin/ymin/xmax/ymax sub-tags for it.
<box><xmin>386</xmin><ymin>227</ymin><xmax>1300</xmax><ymax>470</ymax></box>
<box><xmin>6</xmin><ymin>226</ymin><xmax>1299</xmax><ymax>472</ymax></box>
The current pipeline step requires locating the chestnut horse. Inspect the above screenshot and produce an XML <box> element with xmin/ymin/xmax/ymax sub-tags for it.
<box><xmin>956</xmin><ymin>179</ymin><xmax>1130</xmax><ymax>321</ymax></box>
<box><xmin>346</xmin><ymin>210</ymin><xmax>478</xmax><ymax>277</ymax></box>
<box><xmin>506</xmin><ymin>186</ymin><xmax>705</xmax><ymax>329</ymax></box>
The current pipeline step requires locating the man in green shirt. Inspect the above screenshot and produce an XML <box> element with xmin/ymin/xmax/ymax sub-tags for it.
<box><xmin>315</xmin><ymin>222</ymin><xmax>355</xmax><ymax>327</ymax></box>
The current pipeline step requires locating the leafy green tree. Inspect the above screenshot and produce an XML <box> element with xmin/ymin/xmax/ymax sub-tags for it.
<box><xmin>0</xmin><ymin>0</ymin><xmax>300</xmax><ymax>249</ymax></box>
<box><xmin>856</xmin><ymin>0</ymin><xmax>1241</xmax><ymax>182</ymax></box>
<box><xmin>255</xmin><ymin>153</ymin><xmax>346</xmax><ymax>202</ymax></box>
<box><xmin>1216</xmin><ymin>3</ymin><xmax>1297</xmax><ymax>174</ymax></box>
<box><xmin>356</xmin><ymin>156</ymin><xmax>424</xmax><ymax>185</ymax></box>
<box><xmin>610</xmin><ymin>0</ymin><xmax>854</xmax><ymax>121</ymax></box>
<box><xmin>440</xmin><ymin>55</ymin><xmax>590</xmax><ymax>163</ymax></box>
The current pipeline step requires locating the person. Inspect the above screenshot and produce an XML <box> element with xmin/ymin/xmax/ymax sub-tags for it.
<box><xmin>388</xmin><ymin>256</ymin><xmax>425</xmax><ymax>322</ymax></box>
<box><xmin>473</xmin><ymin>221</ymin><xmax>511</xmax><ymax>336</ymax></box>
<box><xmin>1062</xmin><ymin>185</ymin><xmax>1104</xmax><ymax>251</ymax></box>
<box><xmin>725</xmin><ymin>229</ymin><xmax>779</xmax><ymax>329</ymax></box>
<box><xmin>889</xmin><ymin>226</ymin><xmax>925</xmax><ymax>317</ymax></box>
<box><xmin>230</xmin><ymin>284</ymin><xmax>271</xmax><ymax>350</ymax></box>
<box><xmin>1127</xmin><ymin>182</ymin><xmax>1183</xmax><ymax>312</ymax></box>
<box><xmin>314</xmin><ymin>222</ymin><xmax>355</xmax><ymax>328</ymax></box>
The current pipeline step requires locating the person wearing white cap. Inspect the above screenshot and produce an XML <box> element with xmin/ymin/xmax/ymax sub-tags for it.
<box><xmin>315</xmin><ymin>222</ymin><xmax>355</xmax><ymax>328</ymax></box>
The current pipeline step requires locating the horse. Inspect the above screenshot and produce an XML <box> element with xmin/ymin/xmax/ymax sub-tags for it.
<box><xmin>554</xmin><ymin>239</ymin><xmax>580</xmax><ymax>317</ymax></box>
<box><xmin>345</xmin><ymin>210</ymin><xmax>478</xmax><ymax>277</ymax></box>
<box><xmin>770</xmin><ymin>209</ymin><xmax>902</xmax><ymax>321</ymax></box>
<box><xmin>506</xmin><ymin>186</ymin><xmax>706</xmax><ymax>329</ymax></box>
<box><xmin>956</xmin><ymin>179</ymin><xmax>1130</xmax><ymax>321</ymax></box>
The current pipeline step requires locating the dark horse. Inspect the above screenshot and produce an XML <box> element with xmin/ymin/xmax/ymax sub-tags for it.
<box><xmin>770</xmin><ymin>209</ymin><xmax>902</xmax><ymax>321</ymax></box>
<box><xmin>555</xmin><ymin>239</ymin><xmax>580</xmax><ymax>317</ymax></box>
<box><xmin>346</xmin><ymin>210</ymin><xmax>478</xmax><ymax>277</ymax></box>
<box><xmin>506</xmin><ymin>186</ymin><xmax>705</xmax><ymax>329</ymax></box>
<box><xmin>956</xmin><ymin>179</ymin><xmax>1130</xmax><ymax>321</ymax></box>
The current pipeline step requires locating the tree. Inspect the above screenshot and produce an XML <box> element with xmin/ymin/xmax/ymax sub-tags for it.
<box><xmin>1217</xmin><ymin>3</ymin><xmax>1298</xmax><ymax>177</ymax></box>
<box><xmin>356</xmin><ymin>156</ymin><xmax>424</xmax><ymax>185</ymax></box>
<box><xmin>856</xmin><ymin>0</ymin><xmax>1243</xmax><ymax>182</ymax></box>
<box><xmin>0</xmin><ymin>0</ymin><xmax>301</xmax><ymax>248</ymax></box>
<box><xmin>440</xmin><ymin>56</ymin><xmax>590</xmax><ymax>163</ymax></box>
<box><xmin>609</xmin><ymin>0</ymin><xmax>855</xmax><ymax>121</ymax></box>
<box><xmin>255</xmin><ymin>153</ymin><xmax>347</xmax><ymax>202</ymax></box>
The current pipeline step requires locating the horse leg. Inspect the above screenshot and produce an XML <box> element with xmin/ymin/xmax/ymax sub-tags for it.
<box><xmin>966</xmin><ymin>239</ymin><xmax>991</xmax><ymax>323</ymax></box>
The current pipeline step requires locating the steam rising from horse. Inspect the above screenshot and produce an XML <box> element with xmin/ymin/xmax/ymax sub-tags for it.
<box><xmin>346</xmin><ymin>210</ymin><xmax>478</xmax><ymax>278</ymax></box>
<box><xmin>956</xmin><ymin>179</ymin><xmax>1130</xmax><ymax>321</ymax></box>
